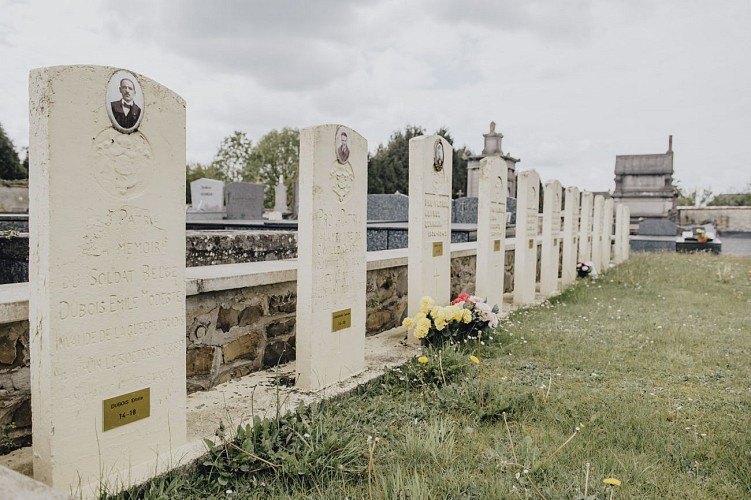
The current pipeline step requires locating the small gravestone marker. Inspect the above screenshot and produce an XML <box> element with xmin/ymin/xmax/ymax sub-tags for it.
<box><xmin>578</xmin><ymin>192</ymin><xmax>594</xmax><ymax>263</ymax></box>
<box><xmin>514</xmin><ymin>170</ymin><xmax>540</xmax><ymax>305</ymax></box>
<box><xmin>561</xmin><ymin>186</ymin><xmax>580</xmax><ymax>286</ymax></box>
<box><xmin>190</xmin><ymin>178</ymin><xmax>224</xmax><ymax>211</ymax></box>
<box><xmin>601</xmin><ymin>198</ymin><xmax>614</xmax><ymax>271</ymax></box>
<box><xmin>407</xmin><ymin>135</ymin><xmax>452</xmax><ymax>344</ymax></box>
<box><xmin>29</xmin><ymin>65</ymin><xmax>186</xmax><ymax>492</ymax></box>
<box><xmin>475</xmin><ymin>156</ymin><xmax>507</xmax><ymax>308</ymax></box>
<box><xmin>591</xmin><ymin>195</ymin><xmax>605</xmax><ymax>273</ymax></box>
<box><xmin>296</xmin><ymin>124</ymin><xmax>366</xmax><ymax>390</ymax></box>
<box><xmin>540</xmin><ymin>180</ymin><xmax>562</xmax><ymax>296</ymax></box>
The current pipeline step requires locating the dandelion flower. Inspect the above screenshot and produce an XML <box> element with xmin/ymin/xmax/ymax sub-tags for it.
<box><xmin>417</xmin><ymin>356</ymin><xmax>429</xmax><ymax>364</ymax></box>
<box><xmin>603</xmin><ymin>478</ymin><xmax>621</xmax><ymax>487</ymax></box>
<box><xmin>469</xmin><ymin>355</ymin><xmax>480</xmax><ymax>364</ymax></box>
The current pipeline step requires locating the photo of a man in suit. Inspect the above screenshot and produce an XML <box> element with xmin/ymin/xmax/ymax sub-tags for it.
<box><xmin>111</xmin><ymin>78</ymin><xmax>142</xmax><ymax>129</ymax></box>
<box><xmin>336</xmin><ymin>128</ymin><xmax>350</xmax><ymax>164</ymax></box>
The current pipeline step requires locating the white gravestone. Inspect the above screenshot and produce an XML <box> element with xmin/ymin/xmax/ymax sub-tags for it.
<box><xmin>561</xmin><ymin>186</ymin><xmax>580</xmax><ymax>287</ymax></box>
<box><xmin>614</xmin><ymin>203</ymin><xmax>625</xmax><ymax>264</ymax></box>
<box><xmin>540</xmin><ymin>180</ymin><xmax>562</xmax><ymax>296</ymax></box>
<box><xmin>29</xmin><ymin>65</ymin><xmax>186</xmax><ymax>492</ymax></box>
<box><xmin>621</xmin><ymin>205</ymin><xmax>631</xmax><ymax>261</ymax></box>
<box><xmin>601</xmin><ymin>198</ymin><xmax>614</xmax><ymax>271</ymax></box>
<box><xmin>513</xmin><ymin>170</ymin><xmax>541</xmax><ymax>306</ymax></box>
<box><xmin>475</xmin><ymin>156</ymin><xmax>507</xmax><ymax>309</ymax></box>
<box><xmin>296</xmin><ymin>124</ymin><xmax>367</xmax><ymax>390</ymax></box>
<box><xmin>591</xmin><ymin>195</ymin><xmax>605</xmax><ymax>274</ymax></box>
<box><xmin>274</xmin><ymin>175</ymin><xmax>288</xmax><ymax>213</ymax></box>
<box><xmin>190</xmin><ymin>178</ymin><xmax>224</xmax><ymax>211</ymax></box>
<box><xmin>407</xmin><ymin>135</ymin><xmax>453</xmax><ymax>344</ymax></box>
<box><xmin>577</xmin><ymin>192</ymin><xmax>594</xmax><ymax>263</ymax></box>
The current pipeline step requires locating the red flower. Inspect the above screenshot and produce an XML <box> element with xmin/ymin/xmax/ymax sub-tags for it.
<box><xmin>452</xmin><ymin>293</ymin><xmax>471</xmax><ymax>305</ymax></box>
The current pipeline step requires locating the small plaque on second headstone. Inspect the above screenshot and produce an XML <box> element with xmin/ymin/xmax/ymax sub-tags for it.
<box><xmin>494</xmin><ymin>240</ymin><xmax>501</xmax><ymax>252</ymax></box>
<box><xmin>433</xmin><ymin>241</ymin><xmax>444</xmax><ymax>257</ymax></box>
<box><xmin>332</xmin><ymin>308</ymin><xmax>352</xmax><ymax>332</ymax></box>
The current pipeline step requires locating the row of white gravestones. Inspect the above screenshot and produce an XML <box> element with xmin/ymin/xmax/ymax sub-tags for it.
<box><xmin>514</xmin><ymin>186</ymin><xmax>631</xmax><ymax>306</ymax></box>
<box><xmin>27</xmin><ymin>65</ymin><xmax>631</xmax><ymax>495</ymax></box>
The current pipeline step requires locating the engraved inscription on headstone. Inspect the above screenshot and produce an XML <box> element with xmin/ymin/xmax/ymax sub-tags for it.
<box><xmin>106</xmin><ymin>70</ymin><xmax>145</xmax><ymax>133</ymax></box>
<box><xmin>540</xmin><ymin>180</ymin><xmax>562</xmax><ymax>296</ymax></box>
<box><xmin>297</xmin><ymin>124</ymin><xmax>367</xmax><ymax>390</ymax></box>
<box><xmin>475</xmin><ymin>156</ymin><xmax>507</xmax><ymax>309</ymax></box>
<box><xmin>29</xmin><ymin>65</ymin><xmax>186</xmax><ymax>493</ymax></box>
<box><xmin>408</xmin><ymin>135</ymin><xmax>453</xmax><ymax>344</ymax></box>
<box><xmin>514</xmin><ymin>170</ymin><xmax>541</xmax><ymax>306</ymax></box>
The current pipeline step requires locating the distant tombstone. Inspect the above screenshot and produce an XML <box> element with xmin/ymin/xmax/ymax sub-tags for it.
<box><xmin>475</xmin><ymin>157</ymin><xmax>507</xmax><ymax>308</ymax></box>
<box><xmin>621</xmin><ymin>205</ymin><xmax>631</xmax><ymax>260</ymax></box>
<box><xmin>225</xmin><ymin>182</ymin><xmax>264</xmax><ymax>220</ymax></box>
<box><xmin>591</xmin><ymin>195</ymin><xmax>605</xmax><ymax>273</ymax></box>
<box><xmin>513</xmin><ymin>170</ymin><xmax>540</xmax><ymax>306</ymax></box>
<box><xmin>614</xmin><ymin>204</ymin><xmax>626</xmax><ymax>264</ymax></box>
<box><xmin>367</xmin><ymin>193</ymin><xmax>409</xmax><ymax>221</ymax></box>
<box><xmin>561</xmin><ymin>186</ymin><xmax>580</xmax><ymax>286</ymax></box>
<box><xmin>540</xmin><ymin>180</ymin><xmax>562</xmax><ymax>296</ymax></box>
<box><xmin>29</xmin><ymin>65</ymin><xmax>186</xmax><ymax>492</ymax></box>
<box><xmin>638</xmin><ymin>218</ymin><xmax>677</xmax><ymax>236</ymax></box>
<box><xmin>274</xmin><ymin>176</ymin><xmax>288</xmax><ymax>213</ymax></box>
<box><xmin>601</xmin><ymin>198</ymin><xmax>614</xmax><ymax>271</ymax></box>
<box><xmin>506</xmin><ymin>196</ymin><xmax>517</xmax><ymax>225</ymax></box>
<box><xmin>190</xmin><ymin>178</ymin><xmax>224</xmax><ymax>211</ymax></box>
<box><xmin>296</xmin><ymin>124</ymin><xmax>367</xmax><ymax>390</ymax></box>
<box><xmin>452</xmin><ymin>197</ymin><xmax>478</xmax><ymax>224</ymax></box>
<box><xmin>578</xmin><ymin>192</ymin><xmax>594</xmax><ymax>262</ymax></box>
<box><xmin>408</xmin><ymin>135</ymin><xmax>453</xmax><ymax>344</ymax></box>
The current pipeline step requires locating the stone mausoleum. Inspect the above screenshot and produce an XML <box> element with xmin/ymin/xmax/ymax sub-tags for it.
<box><xmin>466</xmin><ymin>122</ymin><xmax>520</xmax><ymax>198</ymax></box>
<box><xmin>612</xmin><ymin>136</ymin><xmax>677</xmax><ymax>221</ymax></box>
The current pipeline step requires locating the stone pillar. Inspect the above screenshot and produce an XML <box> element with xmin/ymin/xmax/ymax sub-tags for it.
<box><xmin>540</xmin><ymin>180</ymin><xmax>562</xmax><ymax>296</ymax></box>
<box><xmin>561</xmin><ymin>186</ymin><xmax>580</xmax><ymax>286</ymax></box>
<box><xmin>475</xmin><ymin>156</ymin><xmax>507</xmax><ymax>309</ymax></box>
<box><xmin>29</xmin><ymin>65</ymin><xmax>186</xmax><ymax>492</ymax></box>
<box><xmin>578</xmin><ymin>192</ymin><xmax>594</xmax><ymax>263</ymax></box>
<box><xmin>621</xmin><ymin>205</ymin><xmax>631</xmax><ymax>261</ymax></box>
<box><xmin>408</xmin><ymin>135</ymin><xmax>452</xmax><ymax>344</ymax></box>
<box><xmin>274</xmin><ymin>176</ymin><xmax>288</xmax><ymax>213</ymax></box>
<box><xmin>296</xmin><ymin>124</ymin><xmax>367</xmax><ymax>390</ymax></box>
<box><xmin>591</xmin><ymin>195</ymin><xmax>605</xmax><ymax>274</ymax></box>
<box><xmin>513</xmin><ymin>170</ymin><xmax>540</xmax><ymax>306</ymax></box>
<box><xmin>614</xmin><ymin>203</ymin><xmax>625</xmax><ymax>264</ymax></box>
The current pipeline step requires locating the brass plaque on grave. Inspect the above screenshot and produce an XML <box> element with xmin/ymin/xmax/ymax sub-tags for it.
<box><xmin>528</xmin><ymin>239</ymin><xmax>534</xmax><ymax>249</ymax></box>
<box><xmin>103</xmin><ymin>387</ymin><xmax>150</xmax><ymax>432</ymax></box>
<box><xmin>432</xmin><ymin>242</ymin><xmax>443</xmax><ymax>257</ymax></box>
<box><xmin>494</xmin><ymin>240</ymin><xmax>501</xmax><ymax>252</ymax></box>
<box><xmin>332</xmin><ymin>308</ymin><xmax>352</xmax><ymax>332</ymax></box>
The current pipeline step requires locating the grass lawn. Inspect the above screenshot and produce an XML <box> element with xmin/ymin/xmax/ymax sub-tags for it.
<box><xmin>112</xmin><ymin>252</ymin><xmax>751</xmax><ymax>499</ymax></box>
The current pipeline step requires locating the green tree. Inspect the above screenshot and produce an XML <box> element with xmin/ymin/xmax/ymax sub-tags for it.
<box><xmin>708</xmin><ymin>184</ymin><xmax>751</xmax><ymax>206</ymax></box>
<box><xmin>675</xmin><ymin>183</ymin><xmax>713</xmax><ymax>207</ymax></box>
<box><xmin>185</xmin><ymin>161</ymin><xmax>224</xmax><ymax>204</ymax></box>
<box><xmin>0</xmin><ymin>123</ymin><xmax>26</xmax><ymax>180</ymax></box>
<box><xmin>211</xmin><ymin>131</ymin><xmax>253</xmax><ymax>182</ymax></box>
<box><xmin>242</xmin><ymin>127</ymin><xmax>299</xmax><ymax>208</ymax></box>
<box><xmin>367</xmin><ymin>125</ymin><xmax>425</xmax><ymax>195</ymax></box>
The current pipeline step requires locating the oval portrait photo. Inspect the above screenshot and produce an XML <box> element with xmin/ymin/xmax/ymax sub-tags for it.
<box><xmin>106</xmin><ymin>70</ymin><xmax>144</xmax><ymax>133</ymax></box>
<box><xmin>433</xmin><ymin>139</ymin><xmax>444</xmax><ymax>171</ymax></box>
<box><xmin>335</xmin><ymin>125</ymin><xmax>350</xmax><ymax>164</ymax></box>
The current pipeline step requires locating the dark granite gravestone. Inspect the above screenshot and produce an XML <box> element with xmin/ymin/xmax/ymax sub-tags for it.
<box><xmin>225</xmin><ymin>182</ymin><xmax>265</xmax><ymax>220</ymax></box>
<box><xmin>367</xmin><ymin>194</ymin><xmax>409</xmax><ymax>221</ymax></box>
<box><xmin>638</xmin><ymin>218</ymin><xmax>678</xmax><ymax>236</ymax></box>
<box><xmin>452</xmin><ymin>197</ymin><xmax>478</xmax><ymax>223</ymax></box>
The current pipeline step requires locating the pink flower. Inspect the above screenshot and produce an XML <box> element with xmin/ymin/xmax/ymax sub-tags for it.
<box><xmin>452</xmin><ymin>293</ymin><xmax>471</xmax><ymax>305</ymax></box>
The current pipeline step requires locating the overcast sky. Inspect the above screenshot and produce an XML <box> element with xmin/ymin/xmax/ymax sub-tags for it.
<box><xmin>1</xmin><ymin>0</ymin><xmax>749</xmax><ymax>194</ymax></box>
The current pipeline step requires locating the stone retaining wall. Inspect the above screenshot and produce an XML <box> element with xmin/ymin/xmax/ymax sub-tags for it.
<box><xmin>0</xmin><ymin>243</ymin><xmax>528</xmax><ymax>453</ymax></box>
<box><xmin>677</xmin><ymin>206</ymin><xmax>751</xmax><ymax>232</ymax></box>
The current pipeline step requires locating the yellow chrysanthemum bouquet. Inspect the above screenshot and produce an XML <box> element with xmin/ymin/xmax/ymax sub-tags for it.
<box><xmin>402</xmin><ymin>293</ymin><xmax>500</xmax><ymax>347</ymax></box>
